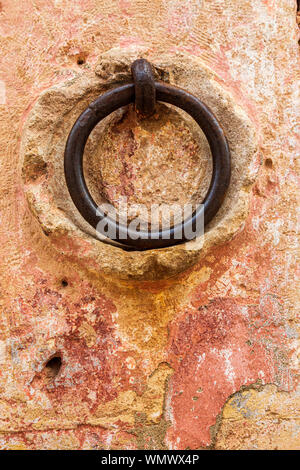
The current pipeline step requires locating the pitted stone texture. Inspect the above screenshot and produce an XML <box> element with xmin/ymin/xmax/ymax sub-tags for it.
<box><xmin>21</xmin><ymin>48</ymin><xmax>258</xmax><ymax>280</ymax></box>
<box><xmin>85</xmin><ymin>102</ymin><xmax>211</xmax><ymax>227</ymax></box>
<box><xmin>214</xmin><ymin>385</ymin><xmax>300</xmax><ymax>450</ymax></box>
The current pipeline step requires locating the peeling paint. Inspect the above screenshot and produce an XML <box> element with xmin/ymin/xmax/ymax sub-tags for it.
<box><xmin>0</xmin><ymin>0</ymin><xmax>299</xmax><ymax>450</ymax></box>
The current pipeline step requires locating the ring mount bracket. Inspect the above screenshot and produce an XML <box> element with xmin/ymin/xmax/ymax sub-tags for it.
<box><xmin>21</xmin><ymin>47</ymin><xmax>259</xmax><ymax>281</ymax></box>
<box><xmin>131</xmin><ymin>58</ymin><xmax>156</xmax><ymax>118</ymax></box>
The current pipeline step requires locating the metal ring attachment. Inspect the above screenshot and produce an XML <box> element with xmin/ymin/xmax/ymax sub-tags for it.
<box><xmin>64</xmin><ymin>59</ymin><xmax>231</xmax><ymax>250</ymax></box>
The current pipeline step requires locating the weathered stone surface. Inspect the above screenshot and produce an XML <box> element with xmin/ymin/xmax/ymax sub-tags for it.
<box><xmin>0</xmin><ymin>0</ymin><xmax>299</xmax><ymax>450</ymax></box>
<box><xmin>215</xmin><ymin>385</ymin><xmax>300</xmax><ymax>450</ymax></box>
<box><xmin>21</xmin><ymin>47</ymin><xmax>258</xmax><ymax>280</ymax></box>
<box><xmin>85</xmin><ymin>102</ymin><xmax>212</xmax><ymax>227</ymax></box>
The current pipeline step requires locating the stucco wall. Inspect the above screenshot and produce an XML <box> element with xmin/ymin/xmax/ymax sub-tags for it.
<box><xmin>0</xmin><ymin>0</ymin><xmax>299</xmax><ymax>450</ymax></box>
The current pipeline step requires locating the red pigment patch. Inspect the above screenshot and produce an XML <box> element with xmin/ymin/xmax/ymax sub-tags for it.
<box><xmin>165</xmin><ymin>297</ymin><xmax>288</xmax><ymax>449</ymax></box>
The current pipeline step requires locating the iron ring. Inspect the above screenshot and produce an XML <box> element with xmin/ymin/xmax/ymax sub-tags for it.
<box><xmin>64</xmin><ymin>80</ymin><xmax>231</xmax><ymax>250</ymax></box>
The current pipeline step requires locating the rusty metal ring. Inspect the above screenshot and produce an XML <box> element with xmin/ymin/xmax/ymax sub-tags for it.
<box><xmin>64</xmin><ymin>79</ymin><xmax>231</xmax><ymax>250</ymax></box>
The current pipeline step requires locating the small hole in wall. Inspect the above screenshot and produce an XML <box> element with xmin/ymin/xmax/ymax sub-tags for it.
<box><xmin>265</xmin><ymin>158</ymin><xmax>273</xmax><ymax>169</ymax></box>
<box><xmin>31</xmin><ymin>354</ymin><xmax>63</xmax><ymax>389</ymax></box>
<box><xmin>77</xmin><ymin>56</ymin><xmax>86</xmax><ymax>66</ymax></box>
<box><xmin>61</xmin><ymin>279</ymin><xmax>68</xmax><ymax>287</ymax></box>
<box><xmin>44</xmin><ymin>356</ymin><xmax>62</xmax><ymax>379</ymax></box>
